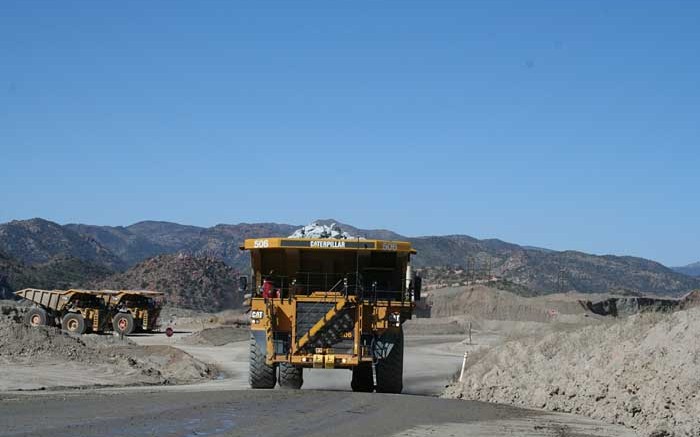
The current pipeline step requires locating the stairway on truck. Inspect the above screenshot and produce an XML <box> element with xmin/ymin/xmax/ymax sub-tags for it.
<box><xmin>295</xmin><ymin>301</ymin><xmax>355</xmax><ymax>352</ymax></box>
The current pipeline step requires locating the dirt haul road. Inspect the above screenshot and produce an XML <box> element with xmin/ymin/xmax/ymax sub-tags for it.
<box><xmin>0</xmin><ymin>333</ymin><xmax>635</xmax><ymax>437</ymax></box>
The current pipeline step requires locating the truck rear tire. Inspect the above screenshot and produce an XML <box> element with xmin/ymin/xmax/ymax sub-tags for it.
<box><xmin>351</xmin><ymin>364</ymin><xmax>374</xmax><ymax>392</ymax></box>
<box><xmin>26</xmin><ymin>307</ymin><xmax>49</xmax><ymax>327</ymax></box>
<box><xmin>112</xmin><ymin>313</ymin><xmax>135</xmax><ymax>336</ymax></box>
<box><xmin>278</xmin><ymin>363</ymin><xmax>303</xmax><ymax>389</ymax></box>
<box><xmin>249</xmin><ymin>334</ymin><xmax>276</xmax><ymax>389</ymax></box>
<box><xmin>62</xmin><ymin>313</ymin><xmax>87</xmax><ymax>335</ymax></box>
<box><xmin>375</xmin><ymin>329</ymin><xmax>404</xmax><ymax>394</ymax></box>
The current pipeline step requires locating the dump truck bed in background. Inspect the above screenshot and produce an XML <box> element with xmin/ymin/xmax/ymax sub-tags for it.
<box><xmin>14</xmin><ymin>288</ymin><xmax>165</xmax><ymax>336</ymax></box>
<box><xmin>14</xmin><ymin>288</ymin><xmax>74</xmax><ymax>312</ymax></box>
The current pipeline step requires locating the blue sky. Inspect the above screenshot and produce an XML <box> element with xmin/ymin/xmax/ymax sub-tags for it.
<box><xmin>1</xmin><ymin>1</ymin><xmax>698</xmax><ymax>266</ymax></box>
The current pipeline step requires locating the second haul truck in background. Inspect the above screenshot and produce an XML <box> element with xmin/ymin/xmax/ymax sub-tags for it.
<box><xmin>15</xmin><ymin>288</ymin><xmax>164</xmax><ymax>336</ymax></box>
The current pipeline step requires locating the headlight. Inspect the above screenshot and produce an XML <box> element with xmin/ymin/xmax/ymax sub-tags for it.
<box><xmin>251</xmin><ymin>310</ymin><xmax>264</xmax><ymax>320</ymax></box>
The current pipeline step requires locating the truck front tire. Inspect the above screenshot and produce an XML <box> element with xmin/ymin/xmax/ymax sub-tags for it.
<box><xmin>249</xmin><ymin>334</ymin><xmax>276</xmax><ymax>389</ymax></box>
<box><xmin>351</xmin><ymin>364</ymin><xmax>374</xmax><ymax>392</ymax></box>
<box><xmin>279</xmin><ymin>363</ymin><xmax>303</xmax><ymax>389</ymax></box>
<box><xmin>375</xmin><ymin>329</ymin><xmax>404</xmax><ymax>394</ymax></box>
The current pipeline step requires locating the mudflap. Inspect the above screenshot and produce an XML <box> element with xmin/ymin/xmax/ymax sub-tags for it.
<box><xmin>252</xmin><ymin>330</ymin><xmax>267</xmax><ymax>349</ymax></box>
<box><xmin>372</xmin><ymin>329</ymin><xmax>400</xmax><ymax>360</ymax></box>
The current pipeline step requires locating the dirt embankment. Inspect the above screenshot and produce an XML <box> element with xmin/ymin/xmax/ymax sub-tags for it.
<box><xmin>443</xmin><ymin>307</ymin><xmax>700</xmax><ymax>437</ymax></box>
<box><xmin>403</xmin><ymin>318</ymin><xmax>475</xmax><ymax>335</ymax></box>
<box><xmin>0</xmin><ymin>317</ymin><xmax>217</xmax><ymax>390</ymax></box>
<box><xmin>160</xmin><ymin>306</ymin><xmax>248</xmax><ymax>331</ymax></box>
<box><xmin>581</xmin><ymin>290</ymin><xmax>700</xmax><ymax>317</ymax></box>
<box><xmin>428</xmin><ymin>285</ymin><xmax>587</xmax><ymax>321</ymax></box>
<box><xmin>178</xmin><ymin>326</ymin><xmax>250</xmax><ymax>346</ymax></box>
<box><xmin>1</xmin><ymin>300</ymin><xmax>27</xmax><ymax>323</ymax></box>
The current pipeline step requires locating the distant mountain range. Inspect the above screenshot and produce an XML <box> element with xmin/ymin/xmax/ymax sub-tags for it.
<box><xmin>65</xmin><ymin>220</ymin><xmax>298</xmax><ymax>268</ymax></box>
<box><xmin>673</xmin><ymin>262</ymin><xmax>700</xmax><ymax>278</ymax></box>
<box><xmin>0</xmin><ymin>217</ymin><xmax>698</xmax><ymax>300</ymax></box>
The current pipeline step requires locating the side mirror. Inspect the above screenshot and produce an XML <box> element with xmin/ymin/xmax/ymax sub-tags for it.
<box><xmin>238</xmin><ymin>276</ymin><xmax>248</xmax><ymax>292</ymax></box>
<box><xmin>413</xmin><ymin>275</ymin><xmax>422</xmax><ymax>301</ymax></box>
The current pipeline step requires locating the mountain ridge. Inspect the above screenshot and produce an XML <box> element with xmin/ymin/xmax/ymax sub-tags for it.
<box><xmin>2</xmin><ymin>218</ymin><xmax>698</xmax><ymax>296</ymax></box>
<box><xmin>0</xmin><ymin>218</ymin><xmax>125</xmax><ymax>270</ymax></box>
<box><xmin>673</xmin><ymin>261</ymin><xmax>700</xmax><ymax>278</ymax></box>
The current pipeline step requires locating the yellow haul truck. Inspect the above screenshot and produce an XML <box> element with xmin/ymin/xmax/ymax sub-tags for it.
<box><xmin>239</xmin><ymin>237</ymin><xmax>421</xmax><ymax>393</ymax></box>
<box><xmin>15</xmin><ymin>288</ymin><xmax>164</xmax><ymax>336</ymax></box>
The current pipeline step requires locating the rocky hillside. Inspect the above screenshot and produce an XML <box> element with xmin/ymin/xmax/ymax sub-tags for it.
<box><xmin>2</xmin><ymin>218</ymin><xmax>699</xmax><ymax>296</ymax></box>
<box><xmin>409</xmin><ymin>237</ymin><xmax>696</xmax><ymax>295</ymax></box>
<box><xmin>0</xmin><ymin>218</ymin><xmax>124</xmax><ymax>270</ymax></box>
<box><xmin>493</xmin><ymin>249</ymin><xmax>698</xmax><ymax>295</ymax></box>
<box><xmin>0</xmin><ymin>251</ymin><xmax>35</xmax><ymax>299</ymax></box>
<box><xmin>673</xmin><ymin>261</ymin><xmax>700</xmax><ymax>277</ymax></box>
<box><xmin>31</xmin><ymin>256</ymin><xmax>114</xmax><ymax>290</ymax></box>
<box><xmin>0</xmin><ymin>251</ymin><xmax>112</xmax><ymax>299</ymax></box>
<box><xmin>91</xmin><ymin>254</ymin><xmax>243</xmax><ymax>311</ymax></box>
<box><xmin>65</xmin><ymin>223</ymin><xmax>169</xmax><ymax>266</ymax></box>
<box><xmin>66</xmin><ymin>220</ymin><xmax>298</xmax><ymax>268</ymax></box>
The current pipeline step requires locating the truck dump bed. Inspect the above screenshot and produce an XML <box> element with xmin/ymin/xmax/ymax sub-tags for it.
<box><xmin>15</xmin><ymin>288</ymin><xmax>164</xmax><ymax>310</ymax></box>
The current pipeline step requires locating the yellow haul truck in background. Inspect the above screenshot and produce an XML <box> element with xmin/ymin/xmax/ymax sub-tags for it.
<box><xmin>239</xmin><ymin>237</ymin><xmax>421</xmax><ymax>393</ymax></box>
<box><xmin>15</xmin><ymin>288</ymin><xmax>164</xmax><ymax>336</ymax></box>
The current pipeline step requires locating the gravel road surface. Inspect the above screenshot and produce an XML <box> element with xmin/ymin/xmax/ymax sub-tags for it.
<box><xmin>0</xmin><ymin>333</ymin><xmax>636</xmax><ymax>437</ymax></box>
<box><xmin>0</xmin><ymin>390</ymin><xmax>635</xmax><ymax>437</ymax></box>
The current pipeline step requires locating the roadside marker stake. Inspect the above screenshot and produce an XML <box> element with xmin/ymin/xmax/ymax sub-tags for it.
<box><xmin>459</xmin><ymin>351</ymin><xmax>468</xmax><ymax>382</ymax></box>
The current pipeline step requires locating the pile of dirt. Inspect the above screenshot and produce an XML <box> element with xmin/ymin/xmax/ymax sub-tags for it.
<box><xmin>443</xmin><ymin>307</ymin><xmax>700</xmax><ymax>437</ymax></box>
<box><xmin>0</xmin><ymin>319</ymin><xmax>217</xmax><ymax>386</ymax></box>
<box><xmin>0</xmin><ymin>321</ymin><xmax>102</xmax><ymax>363</ymax></box>
<box><xmin>159</xmin><ymin>307</ymin><xmax>249</xmax><ymax>331</ymax></box>
<box><xmin>1</xmin><ymin>301</ymin><xmax>25</xmax><ymax>324</ymax></box>
<box><xmin>116</xmin><ymin>344</ymin><xmax>216</xmax><ymax>383</ymax></box>
<box><xmin>428</xmin><ymin>285</ymin><xmax>588</xmax><ymax>322</ymax></box>
<box><xmin>403</xmin><ymin>317</ymin><xmax>476</xmax><ymax>335</ymax></box>
<box><xmin>178</xmin><ymin>326</ymin><xmax>250</xmax><ymax>346</ymax></box>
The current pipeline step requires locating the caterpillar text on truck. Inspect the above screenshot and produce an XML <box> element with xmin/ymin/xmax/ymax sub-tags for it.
<box><xmin>239</xmin><ymin>236</ymin><xmax>421</xmax><ymax>393</ymax></box>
